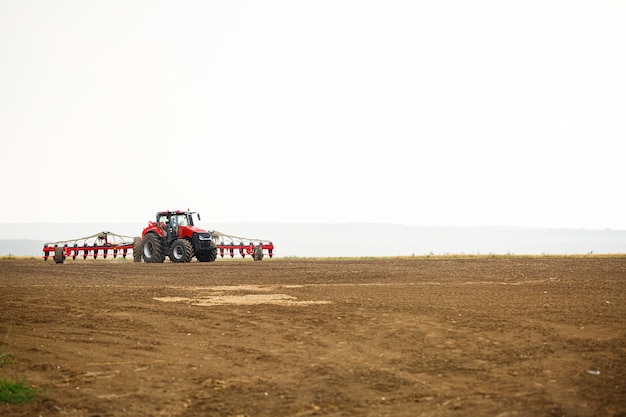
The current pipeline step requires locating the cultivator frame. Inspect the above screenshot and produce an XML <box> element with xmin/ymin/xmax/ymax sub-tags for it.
<box><xmin>211</xmin><ymin>231</ymin><xmax>274</xmax><ymax>260</ymax></box>
<box><xmin>43</xmin><ymin>231</ymin><xmax>137</xmax><ymax>264</ymax></box>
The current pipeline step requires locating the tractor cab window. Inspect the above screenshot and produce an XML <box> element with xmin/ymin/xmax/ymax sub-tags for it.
<box><xmin>173</xmin><ymin>214</ymin><xmax>189</xmax><ymax>227</ymax></box>
<box><xmin>157</xmin><ymin>214</ymin><xmax>169</xmax><ymax>229</ymax></box>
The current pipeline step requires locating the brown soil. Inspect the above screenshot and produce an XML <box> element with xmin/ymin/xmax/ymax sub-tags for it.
<box><xmin>1</xmin><ymin>257</ymin><xmax>625</xmax><ymax>417</ymax></box>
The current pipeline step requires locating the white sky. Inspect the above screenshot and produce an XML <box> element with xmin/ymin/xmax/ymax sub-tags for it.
<box><xmin>1</xmin><ymin>0</ymin><xmax>625</xmax><ymax>229</ymax></box>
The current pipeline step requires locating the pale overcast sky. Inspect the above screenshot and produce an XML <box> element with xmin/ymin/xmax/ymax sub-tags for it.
<box><xmin>1</xmin><ymin>1</ymin><xmax>625</xmax><ymax>229</ymax></box>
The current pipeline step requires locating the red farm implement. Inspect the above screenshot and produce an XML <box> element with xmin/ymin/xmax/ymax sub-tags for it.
<box><xmin>43</xmin><ymin>231</ymin><xmax>138</xmax><ymax>264</ymax></box>
<box><xmin>211</xmin><ymin>231</ymin><xmax>274</xmax><ymax>260</ymax></box>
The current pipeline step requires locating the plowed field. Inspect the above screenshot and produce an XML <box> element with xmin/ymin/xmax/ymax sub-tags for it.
<box><xmin>1</xmin><ymin>257</ymin><xmax>625</xmax><ymax>417</ymax></box>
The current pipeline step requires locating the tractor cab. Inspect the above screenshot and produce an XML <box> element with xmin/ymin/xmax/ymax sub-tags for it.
<box><xmin>155</xmin><ymin>211</ymin><xmax>199</xmax><ymax>243</ymax></box>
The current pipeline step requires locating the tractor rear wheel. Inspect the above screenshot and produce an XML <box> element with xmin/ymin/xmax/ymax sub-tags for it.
<box><xmin>196</xmin><ymin>246</ymin><xmax>218</xmax><ymax>262</ymax></box>
<box><xmin>170</xmin><ymin>239</ymin><xmax>193</xmax><ymax>263</ymax></box>
<box><xmin>133</xmin><ymin>237</ymin><xmax>142</xmax><ymax>262</ymax></box>
<box><xmin>54</xmin><ymin>247</ymin><xmax>64</xmax><ymax>264</ymax></box>
<box><xmin>142</xmin><ymin>233</ymin><xmax>165</xmax><ymax>263</ymax></box>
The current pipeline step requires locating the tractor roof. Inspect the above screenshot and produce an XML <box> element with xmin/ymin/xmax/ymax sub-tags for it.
<box><xmin>157</xmin><ymin>210</ymin><xmax>194</xmax><ymax>215</ymax></box>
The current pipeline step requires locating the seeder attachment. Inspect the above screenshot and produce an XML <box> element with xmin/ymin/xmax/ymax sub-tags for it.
<box><xmin>43</xmin><ymin>231</ymin><xmax>138</xmax><ymax>264</ymax></box>
<box><xmin>211</xmin><ymin>231</ymin><xmax>274</xmax><ymax>261</ymax></box>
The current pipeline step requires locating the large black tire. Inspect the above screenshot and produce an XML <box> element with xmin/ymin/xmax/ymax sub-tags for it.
<box><xmin>170</xmin><ymin>239</ymin><xmax>193</xmax><ymax>263</ymax></box>
<box><xmin>133</xmin><ymin>237</ymin><xmax>143</xmax><ymax>262</ymax></box>
<box><xmin>196</xmin><ymin>245</ymin><xmax>218</xmax><ymax>262</ymax></box>
<box><xmin>142</xmin><ymin>233</ymin><xmax>165</xmax><ymax>263</ymax></box>
<box><xmin>253</xmin><ymin>245</ymin><xmax>264</xmax><ymax>261</ymax></box>
<box><xmin>54</xmin><ymin>247</ymin><xmax>65</xmax><ymax>264</ymax></box>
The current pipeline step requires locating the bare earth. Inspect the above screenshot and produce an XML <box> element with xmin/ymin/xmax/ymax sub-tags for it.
<box><xmin>1</xmin><ymin>257</ymin><xmax>625</xmax><ymax>417</ymax></box>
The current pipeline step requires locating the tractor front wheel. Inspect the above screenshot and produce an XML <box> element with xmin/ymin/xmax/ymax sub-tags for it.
<box><xmin>142</xmin><ymin>233</ymin><xmax>165</xmax><ymax>263</ymax></box>
<box><xmin>170</xmin><ymin>239</ymin><xmax>193</xmax><ymax>263</ymax></box>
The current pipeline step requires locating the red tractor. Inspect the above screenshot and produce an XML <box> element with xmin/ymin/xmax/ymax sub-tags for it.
<box><xmin>139</xmin><ymin>210</ymin><xmax>217</xmax><ymax>263</ymax></box>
